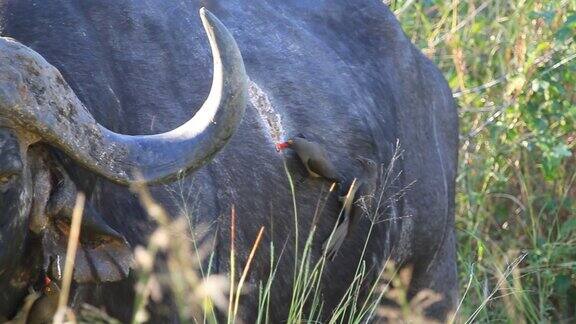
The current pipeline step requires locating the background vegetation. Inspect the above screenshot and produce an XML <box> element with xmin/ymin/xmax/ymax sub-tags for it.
<box><xmin>390</xmin><ymin>0</ymin><xmax>575</xmax><ymax>322</ymax></box>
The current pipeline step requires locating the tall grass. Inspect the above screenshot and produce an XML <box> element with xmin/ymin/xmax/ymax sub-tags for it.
<box><xmin>123</xmin><ymin>145</ymin><xmax>435</xmax><ymax>323</ymax></box>
<box><xmin>391</xmin><ymin>0</ymin><xmax>575</xmax><ymax>322</ymax></box>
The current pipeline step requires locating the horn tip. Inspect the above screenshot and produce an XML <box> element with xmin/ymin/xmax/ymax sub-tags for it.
<box><xmin>199</xmin><ymin>7</ymin><xmax>216</xmax><ymax>23</ymax></box>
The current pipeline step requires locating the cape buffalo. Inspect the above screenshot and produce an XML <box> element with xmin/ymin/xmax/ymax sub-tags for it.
<box><xmin>0</xmin><ymin>1</ymin><xmax>458</xmax><ymax>322</ymax></box>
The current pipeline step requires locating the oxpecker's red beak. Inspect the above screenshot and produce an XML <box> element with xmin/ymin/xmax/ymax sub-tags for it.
<box><xmin>276</xmin><ymin>142</ymin><xmax>290</xmax><ymax>152</ymax></box>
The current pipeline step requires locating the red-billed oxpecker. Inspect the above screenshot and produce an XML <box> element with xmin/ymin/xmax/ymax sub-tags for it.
<box><xmin>276</xmin><ymin>134</ymin><xmax>342</xmax><ymax>186</ymax></box>
<box><xmin>8</xmin><ymin>276</ymin><xmax>60</xmax><ymax>324</ymax></box>
<box><xmin>323</xmin><ymin>157</ymin><xmax>378</xmax><ymax>260</ymax></box>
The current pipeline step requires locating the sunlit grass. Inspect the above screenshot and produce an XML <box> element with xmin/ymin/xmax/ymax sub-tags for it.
<box><xmin>392</xmin><ymin>0</ymin><xmax>576</xmax><ymax>322</ymax></box>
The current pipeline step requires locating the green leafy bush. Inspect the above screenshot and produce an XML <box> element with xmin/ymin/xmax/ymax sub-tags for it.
<box><xmin>392</xmin><ymin>0</ymin><xmax>575</xmax><ymax>322</ymax></box>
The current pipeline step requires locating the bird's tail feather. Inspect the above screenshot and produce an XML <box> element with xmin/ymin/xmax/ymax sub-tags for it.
<box><xmin>323</xmin><ymin>216</ymin><xmax>350</xmax><ymax>260</ymax></box>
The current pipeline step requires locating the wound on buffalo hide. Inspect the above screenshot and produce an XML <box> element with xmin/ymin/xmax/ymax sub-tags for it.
<box><xmin>28</xmin><ymin>146</ymin><xmax>132</xmax><ymax>283</ymax></box>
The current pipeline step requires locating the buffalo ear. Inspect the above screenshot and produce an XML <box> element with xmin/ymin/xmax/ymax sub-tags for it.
<box><xmin>35</xmin><ymin>150</ymin><xmax>132</xmax><ymax>283</ymax></box>
<box><xmin>42</xmin><ymin>203</ymin><xmax>133</xmax><ymax>284</ymax></box>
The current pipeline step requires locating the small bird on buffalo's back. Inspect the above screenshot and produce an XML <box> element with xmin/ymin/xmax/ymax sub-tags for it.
<box><xmin>276</xmin><ymin>133</ymin><xmax>343</xmax><ymax>187</ymax></box>
<box><xmin>323</xmin><ymin>157</ymin><xmax>379</xmax><ymax>260</ymax></box>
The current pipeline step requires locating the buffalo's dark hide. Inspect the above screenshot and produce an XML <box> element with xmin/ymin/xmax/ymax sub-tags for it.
<box><xmin>0</xmin><ymin>0</ymin><xmax>458</xmax><ymax>322</ymax></box>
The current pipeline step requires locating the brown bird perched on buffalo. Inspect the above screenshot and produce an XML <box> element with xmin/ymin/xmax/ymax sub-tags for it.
<box><xmin>5</xmin><ymin>276</ymin><xmax>60</xmax><ymax>324</ymax></box>
<box><xmin>276</xmin><ymin>133</ymin><xmax>343</xmax><ymax>186</ymax></box>
<box><xmin>26</xmin><ymin>276</ymin><xmax>60</xmax><ymax>324</ymax></box>
<box><xmin>323</xmin><ymin>157</ymin><xmax>379</xmax><ymax>260</ymax></box>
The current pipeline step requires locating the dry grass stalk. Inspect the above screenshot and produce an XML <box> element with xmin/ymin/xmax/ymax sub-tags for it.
<box><xmin>232</xmin><ymin>226</ymin><xmax>265</xmax><ymax>319</ymax></box>
<box><xmin>228</xmin><ymin>206</ymin><xmax>237</xmax><ymax>324</ymax></box>
<box><xmin>53</xmin><ymin>193</ymin><xmax>85</xmax><ymax>324</ymax></box>
<box><xmin>129</xmin><ymin>181</ymin><xmax>229</xmax><ymax>323</ymax></box>
<box><xmin>376</xmin><ymin>264</ymin><xmax>443</xmax><ymax>324</ymax></box>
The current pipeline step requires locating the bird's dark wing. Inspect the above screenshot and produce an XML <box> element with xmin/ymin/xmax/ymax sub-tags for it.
<box><xmin>351</xmin><ymin>173</ymin><xmax>378</xmax><ymax>225</ymax></box>
<box><xmin>349</xmin><ymin>184</ymin><xmax>366</xmax><ymax>227</ymax></box>
<box><xmin>306</xmin><ymin>158</ymin><xmax>340</xmax><ymax>182</ymax></box>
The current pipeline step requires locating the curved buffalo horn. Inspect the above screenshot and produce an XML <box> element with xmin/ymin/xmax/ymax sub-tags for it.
<box><xmin>0</xmin><ymin>8</ymin><xmax>247</xmax><ymax>185</ymax></box>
